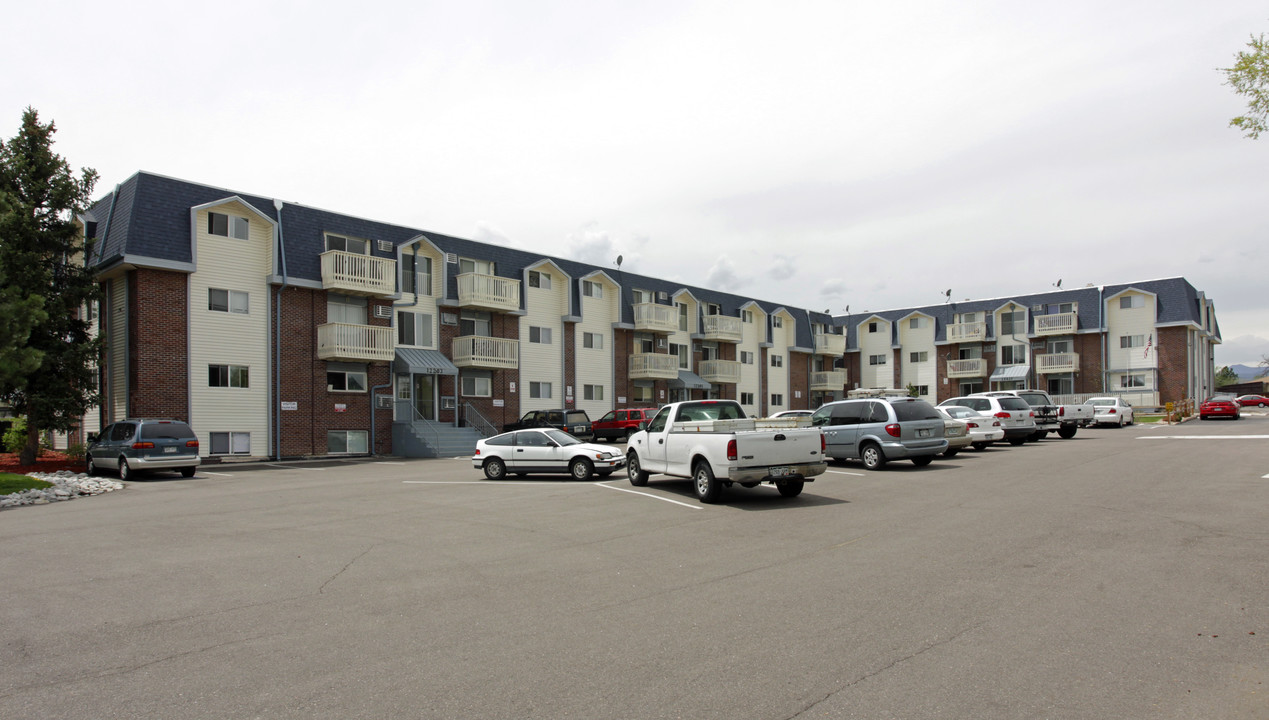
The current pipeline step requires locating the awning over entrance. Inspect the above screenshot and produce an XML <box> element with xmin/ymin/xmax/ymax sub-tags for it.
<box><xmin>394</xmin><ymin>348</ymin><xmax>459</xmax><ymax>376</ymax></box>
<box><xmin>988</xmin><ymin>364</ymin><xmax>1030</xmax><ymax>382</ymax></box>
<box><xmin>669</xmin><ymin>370</ymin><xmax>711</xmax><ymax>390</ymax></box>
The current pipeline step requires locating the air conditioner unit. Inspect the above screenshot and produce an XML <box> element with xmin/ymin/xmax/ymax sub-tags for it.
<box><xmin>657</xmin><ymin>338</ymin><xmax>667</xmax><ymax>349</ymax></box>
<box><xmin>442</xmin><ymin>397</ymin><xmax>456</xmax><ymax>410</ymax></box>
<box><xmin>1031</xmin><ymin>304</ymin><xmax>1043</xmax><ymax>313</ymax></box>
<box><xmin>377</xmin><ymin>240</ymin><xmax>393</xmax><ymax>253</ymax></box>
<box><xmin>375</xmin><ymin>394</ymin><xmax>393</xmax><ymax>409</ymax></box>
<box><xmin>657</xmin><ymin>291</ymin><xmax>669</xmax><ymax>302</ymax></box>
<box><xmin>373</xmin><ymin>305</ymin><xmax>392</xmax><ymax>319</ymax></box>
<box><xmin>446</xmin><ymin>253</ymin><xmax>458</xmax><ymax>264</ymax></box>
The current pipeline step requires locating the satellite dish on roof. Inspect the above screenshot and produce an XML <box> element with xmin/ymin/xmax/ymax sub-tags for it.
<box><xmin>943</xmin><ymin>289</ymin><xmax>952</xmax><ymax>303</ymax></box>
<box><xmin>615</xmin><ymin>255</ymin><xmax>623</xmax><ymax>268</ymax></box>
<box><xmin>1054</xmin><ymin>278</ymin><xmax>1062</xmax><ymax>289</ymax></box>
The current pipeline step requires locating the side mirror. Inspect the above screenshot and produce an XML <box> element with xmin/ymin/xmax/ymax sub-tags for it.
<box><xmin>87</xmin><ymin>433</ymin><xmax>98</xmax><ymax>443</ymax></box>
<box><xmin>638</xmin><ymin>422</ymin><xmax>647</xmax><ymax>430</ymax></box>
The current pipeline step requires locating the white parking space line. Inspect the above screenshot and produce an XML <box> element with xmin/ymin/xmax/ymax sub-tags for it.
<box><xmin>402</xmin><ymin>480</ymin><xmax>579</xmax><ymax>485</ymax></box>
<box><xmin>827</xmin><ymin>469</ymin><xmax>866</xmax><ymax>477</ymax></box>
<box><xmin>1139</xmin><ymin>435</ymin><xmax>1269</xmax><ymax>440</ymax></box>
<box><xmin>374</xmin><ymin>461</ymin><xmax>406</xmax><ymax>465</ymax></box>
<box><xmin>595</xmin><ymin>482</ymin><xmax>703</xmax><ymax>509</ymax></box>
<box><xmin>1263</xmin><ymin>474</ymin><xmax>1269</xmax><ymax>479</ymax></box>
<box><xmin>201</xmin><ymin>471</ymin><xmax>234</xmax><ymax>477</ymax></box>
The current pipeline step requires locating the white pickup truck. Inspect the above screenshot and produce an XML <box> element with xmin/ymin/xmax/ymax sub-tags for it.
<box><xmin>975</xmin><ymin>390</ymin><xmax>1094</xmax><ymax>439</ymax></box>
<box><xmin>625</xmin><ymin>400</ymin><xmax>828</xmax><ymax>503</ymax></box>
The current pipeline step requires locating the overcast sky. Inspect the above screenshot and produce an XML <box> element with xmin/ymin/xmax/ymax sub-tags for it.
<box><xmin>6</xmin><ymin>1</ymin><xmax>1268</xmax><ymax>366</ymax></box>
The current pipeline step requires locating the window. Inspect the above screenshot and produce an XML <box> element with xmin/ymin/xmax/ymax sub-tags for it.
<box><xmin>209</xmin><ymin>364</ymin><xmax>249</xmax><ymax>388</ymax></box>
<box><xmin>915</xmin><ymin>385</ymin><xmax>930</xmax><ymax>396</ymax></box>
<box><xmin>209</xmin><ymin>431</ymin><xmax>250</xmax><ymax>455</ymax></box>
<box><xmin>582</xmin><ymin>280</ymin><xmax>603</xmax><ymax>298</ymax></box>
<box><xmin>528</xmin><ymin>270</ymin><xmax>551</xmax><ymax>289</ymax></box>
<box><xmin>1000</xmin><ymin>344</ymin><xmax>1027</xmax><ymax>365</ymax></box>
<box><xmin>584</xmin><ymin>384</ymin><xmax>604</xmax><ymax>401</ymax></box>
<box><xmin>583</xmin><ymin>332</ymin><xmax>603</xmax><ymax>350</ymax></box>
<box><xmin>208</xmin><ymin>288</ymin><xmax>249</xmax><ymax>314</ymax></box>
<box><xmin>529</xmin><ymin>326</ymin><xmax>552</xmax><ymax>344</ymax></box>
<box><xmin>325</xmin><ymin>234</ymin><xmax>367</xmax><ymax>254</ymax></box>
<box><xmin>1047</xmin><ymin>338</ymin><xmax>1072</xmax><ymax>353</ymax></box>
<box><xmin>633</xmin><ymin>384</ymin><xmax>653</xmax><ymax>403</ymax></box>
<box><xmin>740</xmin><ymin>351</ymin><xmax>754</xmax><ymax>364</ymax></box>
<box><xmin>530</xmin><ymin>381</ymin><xmax>552</xmax><ymax>399</ymax></box>
<box><xmin>909</xmin><ymin>317</ymin><xmax>922</xmax><ymax>329</ymax></box>
<box><xmin>1119</xmin><ymin>295</ymin><xmax>1144</xmax><ymax>309</ymax></box>
<box><xmin>461</xmin><ymin>375</ymin><xmax>492</xmax><ymax>397</ymax></box>
<box><xmin>458</xmin><ymin>257</ymin><xmax>493</xmax><ymax>275</ymax></box>
<box><xmin>999</xmin><ymin>310</ymin><xmax>1025</xmax><ymax>335</ymax></box>
<box><xmin>327</xmin><ymin>294</ymin><xmax>367</xmax><ymax>324</ymax></box>
<box><xmin>959</xmin><ymin>344</ymin><xmax>982</xmax><ymax>359</ymax></box>
<box><xmin>741</xmin><ymin>392</ymin><xmax>755</xmax><ymax>405</ymax></box>
<box><xmin>635</xmin><ymin>333</ymin><xmax>654</xmax><ymax>354</ymax></box>
<box><xmin>670</xmin><ymin>343</ymin><xmax>689</xmax><ymax>369</ymax></box>
<box><xmin>1120</xmin><ymin>335</ymin><xmax>1145</xmax><ymax>348</ymax></box>
<box><xmin>397</xmin><ymin>311</ymin><xmax>434</xmax><ymax>347</ymax></box>
<box><xmin>401</xmin><ymin>254</ymin><xmax>433</xmax><ymax>296</ymax></box>
<box><xmin>869</xmin><ymin>354</ymin><xmax>887</xmax><ymax>365</ymax></box>
<box><xmin>328</xmin><ymin>430</ymin><xmax>368</xmax><ymax>454</ymax></box>
<box><xmin>772</xmin><ymin>315</ymin><xmax>783</xmax><ymax>328</ymax></box>
<box><xmin>632</xmin><ymin>289</ymin><xmax>652</xmax><ymax>304</ymax></box>
<box><xmin>742</xmin><ymin>310</ymin><xmax>753</xmax><ymax>323</ymax></box>
<box><xmin>868</xmin><ymin>321</ymin><xmax>879</xmax><ymax>333</ymax></box>
<box><xmin>909</xmin><ymin>351</ymin><xmax>928</xmax><ymax>363</ymax></box>
<box><xmin>460</xmin><ymin>310</ymin><xmax>491</xmax><ymax>337</ymax></box>
<box><xmin>770</xmin><ymin>394</ymin><xmax>784</xmax><ymax>406</ymax></box>
<box><xmin>327</xmin><ymin>364</ymin><xmax>367</xmax><ymax>392</ymax></box>
<box><xmin>208</xmin><ymin>212</ymin><xmax>249</xmax><ymax>240</ymax></box>
<box><xmin>678</xmin><ymin>302</ymin><xmax>689</xmax><ymax>330</ymax></box>
<box><xmin>955</xmin><ymin>312</ymin><xmax>978</xmax><ymax>324</ymax></box>
<box><xmin>1121</xmin><ymin>374</ymin><xmax>1147</xmax><ymax>388</ymax></box>
<box><xmin>770</xmin><ymin>354</ymin><xmax>783</xmax><ymax>368</ymax></box>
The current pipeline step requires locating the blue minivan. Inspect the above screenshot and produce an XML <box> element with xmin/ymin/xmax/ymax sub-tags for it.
<box><xmin>86</xmin><ymin>419</ymin><xmax>201</xmax><ymax>480</ymax></box>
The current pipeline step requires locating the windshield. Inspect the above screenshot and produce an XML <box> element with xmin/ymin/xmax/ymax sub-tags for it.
<box><xmin>544</xmin><ymin>429</ymin><xmax>583</xmax><ymax>446</ymax></box>
<box><xmin>1087</xmin><ymin>398</ymin><xmax>1115</xmax><ymax>407</ymax></box>
<box><xmin>676</xmin><ymin>401</ymin><xmax>744</xmax><ymax>422</ymax></box>
<box><xmin>999</xmin><ymin>397</ymin><xmax>1031</xmax><ymax>411</ymax></box>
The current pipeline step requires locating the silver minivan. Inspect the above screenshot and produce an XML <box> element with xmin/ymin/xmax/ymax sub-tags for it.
<box><xmin>810</xmin><ymin>397</ymin><xmax>947</xmax><ymax>470</ymax></box>
<box><xmin>938</xmin><ymin>396</ymin><xmax>1036</xmax><ymax>446</ymax></box>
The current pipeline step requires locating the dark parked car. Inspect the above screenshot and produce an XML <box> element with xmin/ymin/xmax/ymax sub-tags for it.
<box><xmin>503</xmin><ymin>409</ymin><xmax>593</xmax><ymax>440</ymax></box>
<box><xmin>86</xmin><ymin>419</ymin><xmax>201</xmax><ymax>480</ymax></box>
<box><xmin>591</xmin><ymin>408</ymin><xmax>658</xmax><ymax>442</ymax></box>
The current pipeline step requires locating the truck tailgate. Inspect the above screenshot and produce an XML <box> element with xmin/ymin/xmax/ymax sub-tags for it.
<box><xmin>732</xmin><ymin>429</ymin><xmax>824</xmax><ymax>468</ymax></box>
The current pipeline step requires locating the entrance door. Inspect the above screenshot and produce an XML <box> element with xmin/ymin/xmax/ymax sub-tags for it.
<box><xmin>413</xmin><ymin>374</ymin><xmax>436</xmax><ymax>421</ymax></box>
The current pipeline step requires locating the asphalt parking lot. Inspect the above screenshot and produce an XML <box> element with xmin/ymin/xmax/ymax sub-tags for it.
<box><xmin>3</xmin><ymin>416</ymin><xmax>1268</xmax><ymax>719</ymax></box>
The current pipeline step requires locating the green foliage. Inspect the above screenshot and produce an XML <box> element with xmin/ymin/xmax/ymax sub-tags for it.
<box><xmin>1222</xmin><ymin>32</ymin><xmax>1269</xmax><ymax>139</ymax></box>
<box><xmin>1215</xmin><ymin>365</ymin><xmax>1240</xmax><ymax>386</ymax></box>
<box><xmin>0</xmin><ymin>108</ymin><xmax>102</xmax><ymax>465</ymax></box>
<box><xmin>0</xmin><ymin>472</ymin><xmax>53</xmax><ymax>494</ymax></box>
<box><xmin>3</xmin><ymin>417</ymin><xmax>27</xmax><ymax>453</ymax></box>
<box><xmin>906</xmin><ymin>383</ymin><xmax>919</xmax><ymax>397</ymax></box>
<box><xmin>64</xmin><ymin>441</ymin><xmax>85</xmax><ymax>460</ymax></box>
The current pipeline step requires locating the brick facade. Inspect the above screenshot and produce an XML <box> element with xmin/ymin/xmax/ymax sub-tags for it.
<box><xmin>128</xmin><ymin>268</ymin><xmax>189</xmax><ymax>421</ymax></box>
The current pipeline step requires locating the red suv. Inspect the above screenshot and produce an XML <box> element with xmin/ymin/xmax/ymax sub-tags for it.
<box><xmin>592</xmin><ymin>408</ymin><xmax>658</xmax><ymax>442</ymax></box>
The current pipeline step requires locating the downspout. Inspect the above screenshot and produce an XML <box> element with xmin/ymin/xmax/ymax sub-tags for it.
<box><xmin>273</xmin><ymin>199</ymin><xmax>289</xmax><ymax>460</ymax></box>
<box><xmin>1098</xmin><ymin>286</ymin><xmax>1106</xmax><ymax>393</ymax></box>
<box><xmin>96</xmin><ymin>185</ymin><xmax>120</xmax><ymax>427</ymax></box>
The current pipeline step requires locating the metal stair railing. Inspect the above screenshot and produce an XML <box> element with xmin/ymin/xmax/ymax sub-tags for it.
<box><xmin>462</xmin><ymin>402</ymin><xmax>497</xmax><ymax>437</ymax></box>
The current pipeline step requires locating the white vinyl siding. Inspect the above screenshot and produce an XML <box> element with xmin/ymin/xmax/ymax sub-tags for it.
<box><xmin>858</xmin><ymin>317</ymin><xmax>891</xmax><ymax>388</ymax></box>
<box><xmin>767</xmin><ymin>311</ymin><xmax>793</xmax><ymax>413</ymax></box>
<box><xmin>190</xmin><ymin>200</ymin><xmax>271</xmax><ymax>458</ymax></box>
<box><xmin>898</xmin><ymin>314</ymin><xmax>935</xmax><ymax>401</ymax></box>
<box><xmin>1106</xmin><ymin>291</ymin><xmax>1157</xmax><ymax>390</ymax></box>
<box><xmin>737</xmin><ymin>305</ymin><xmax>764</xmax><ymax>416</ymax></box>
<box><xmin>520</xmin><ymin>262</ymin><xmax>568</xmax><ymax>414</ymax></box>
<box><xmin>576</xmin><ymin>274</ymin><xmax>617</xmax><ymax>419</ymax></box>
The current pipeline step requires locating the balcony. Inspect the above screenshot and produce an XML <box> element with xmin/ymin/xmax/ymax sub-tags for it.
<box><xmin>1034</xmin><ymin>312</ymin><xmax>1077</xmax><ymax>336</ymax></box>
<box><xmin>457</xmin><ymin>272</ymin><xmax>520</xmax><ymax>313</ymax></box>
<box><xmin>700</xmin><ymin>315</ymin><xmax>743</xmax><ymax>343</ymax></box>
<box><xmin>320</xmin><ymin>251</ymin><xmax>396</xmax><ymax>297</ymax></box>
<box><xmin>629</xmin><ymin>352</ymin><xmax>678</xmax><ymax>380</ymax></box>
<box><xmin>813</xmin><ymin>332</ymin><xmax>846</xmax><ymax>356</ymax></box>
<box><xmin>698</xmin><ymin>359</ymin><xmax>741</xmax><ymax>384</ymax></box>
<box><xmin>1036</xmin><ymin>352</ymin><xmax>1079</xmax><ymax>374</ymax></box>
<box><xmin>947</xmin><ymin>321</ymin><xmax>986</xmax><ymax>342</ymax></box>
<box><xmin>946</xmin><ymin>358</ymin><xmax>987</xmax><ymax>378</ymax></box>
<box><xmin>633</xmin><ymin>303</ymin><xmax>678</xmax><ymax>334</ymax></box>
<box><xmin>810</xmin><ymin>370</ymin><xmax>848</xmax><ymax>391</ymax></box>
<box><xmin>317</xmin><ymin>323</ymin><xmax>394</xmax><ymax>363</ymax></box>
<box><xmin>453</xmin><ymin>335</ymin><xmax>518</xmax><ymax>369</ymax></box>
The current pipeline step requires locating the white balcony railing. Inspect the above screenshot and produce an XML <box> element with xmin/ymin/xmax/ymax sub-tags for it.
<box><xmin>813</xmin><ymin>332</ymin><xmax>847</xmax><ymax>356</ymax></box>
<box><xmin>629</xmin><ymin>353</ymin><xmax>679</xmax><ymax>380</ymax></box>
<box><xmin>320</xmin><ymin>250</ymin><xmax>396</xmax><ymax>297</ymax></box>
<box><xmin>457</xmin><ymin>272</ymin><xmax>520</xmax><ymax>313</ymax></box>
<box><xmin>947</xmin><ymin>321</ymin><xmax>986</xmax><ymax>342</ymax></box>
<box><xmin>810</xmin><ymin>370</ymin><xmax>848</xmax><ymax>391</ymax></box>
<box><xmin>317</xmin><ymin>323</ymin><xmax>394</xmax><ymax>363</ymax></box>
<box><xmin>452</xmin><ymin>336</ymin><xmax>518</xmax><ymax>369</ymax></box>
<box><xmin>946</xmin><ymin>358</ymin><xmax>987</xmax><ymax>378</ymax></box>
<box><xmin>1036</xmin><ymin>352</ymin><xmax>1079</xmax><ymax>374</ymax></box>
<box><xmin>700</xmin><ymin>315</ymin><xmax>743</xmax><ymax>343</ymax></box>
<box><xmin>1034</xmin><ymin>312</ymin><xmax>1077</xmax><ymax>336</ymax></box>
<box><xmin>633</xmin><ymin>303</ymin><xmax>678</xmax><ymax>334</ymax></box>
<box><xmin>698</xmin><ymin>359</ymin><xmax>741</xmax><ymax>384</ymax></box>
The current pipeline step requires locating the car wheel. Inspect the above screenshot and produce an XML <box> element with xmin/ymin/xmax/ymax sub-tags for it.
<box><xmin>1008</xmin><ymin>437</ymin><xmax>1026</xmax><ymax>446</ymax></box>
<box><xmin>692</xmin><ymin>461</ymin><xmax>722</xmax><ymax>503</ymax></box>
<box><xmin>570</xmin><ymin>457</ymin><xmax>594</xmax><ymax>481</ymax></box>
<box><xmin>483</xmin><ymin>458</ymin><xmax>506</xmax><ymax>480</ymax></box>
<box><xmin>1058</xmin><ymin>426</ymin><xmax>1077</xmax><ymax>439</ymax></box>
<box><xmin>627</xmin><ymin>451</ymin><xmax>648</xmax><ymax>486</ymax></box>
<box><xmin>625</xmin><ymin>428</ymin><xmax>637</xmax><ymax>442</ymax></box>
<box><xmin>911</xmin><ymin>456</ymin><xmax>934</xmax><ymax>467</ymax></box>
<box><xmin>861</xmin><ymin>443</ymin><xmax>886</xmax><ymax>470</ymax></box>
<box><xmin>86</xmin><ymin>455</ymin><xmax>98</xmax><ymax>477</ymax></box>
<box><xmin>180</xmin><ymin>466</ymin><xmax>195</xmax><ymax>478</ymax></box>
<box><xmin>943</xmin><ymin>448</ymin><xmax>959</xmax><ymax>458</ymax></box>
<box><xmin>118</xmin><ymin>458</ymin><xmax>132</xmax><ymax>481</ymax></box>
<box><xmin>1260</xmin><ymin>402</ymin><xmax>1266</xmax><ymax>408</ymax></box>
<box><xmin>777</xmin><ymin>480</ymin><xmax>804</xmax><ymax>497</ymax></box>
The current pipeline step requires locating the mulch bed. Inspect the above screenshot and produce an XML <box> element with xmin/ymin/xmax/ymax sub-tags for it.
<box><xmin>0</xmin><ymin>452</ymin><xmax>87</xmax><ymax>475</ymax></box>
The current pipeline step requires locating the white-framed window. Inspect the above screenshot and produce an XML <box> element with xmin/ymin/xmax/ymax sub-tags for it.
<box><xmin>999</xmin><ymin>310</ymin><xmax>1025</xmax><ymax>335</ymax></box>
<box><xmin>397</xmin><ymin>311</ymin><xmax>434</xmax><ymax>347</ymax></box>
<box><xmin>528</xmin><ymin>270</ymin><xmax>551</xmax><ymax>289</ymax></box>
<box><xmin>1120</xmin><ymin>335</ymin><xmax>1145</xmax><ymax>348</ymax></box>
<box><xmin>914</xmin><ymin>385</ymin><xmax>930</xmax><ymax>396</ymax></box>
<box><xmin>909</xmin><ymin>351</ymin><xmax>928</xmax><ymax>363</ymax></box>
<box><xmin>1119</xmin><ymin>295</ymin><xmax>1145</xmax><ymax>309</ymax></box>
<box><xmin>740</xmin><ymin>392</ymin><xmax>755</xmax><ymax>405</ymax></box>
<box><xmin>670</xmin><ymin>343</ymin><xmax>689</xmax><ymax>369</ymax></box>
<box><xmin>1120</xmin><ymin>374</ymin><xmax>1147</xmax><ymax>388</ymax></box>
<box><xmin>771</xmin><ymin>354</ymin><xmax>784</xmax><ymax>368</ymax></box>
<box><xmin>328</xmin><ymin>430</ymin><xmax>368</xmax><ymax>454</ymax></box>
<box><xmin>632</xmin><ymin>289</ymin><xmax>652</xmax><ymax>304</ymax></box>
<box><xmin>458</xmin><ymin>257</ymin><xmax>493</xmax><ymax>275</ymax></box>
<box><xmin>460</xmin><ymin>310</ymin><xmax>491</xmax><ymax>337</ymax></box>
<box><xmin>771</xmin><ymin>394</ymin><xmax>784</xmax><ymax>405</ymax></box>
<box><xmin>678</xmin><ymin>302</ymin><xmax>689</xmax><ymax>330</ymax></box>
<box><xmin>868</xmin><ymin>321</ymin><xmax>879</xmax><ymax>333</ymax></box>
<box><xmin>401</xmin><ymin>254</ymin><xmax>433</xmax><ymax>296</ymax></box>
<box><xmin>702</xmin><ymin>342</ymin><xmax>719</xmax><ymax>361</ymax></box>
<box><xmin>740</xmin><ymin>351</ymin><xmax>754</xmax><ymax>364</ymax></box>
<box><xmin>209</xmin><ymin>431</ymin><xmax>250</xmax><ymax>455</ymax></box>
<box><xmin>869</xmin><ymin>354</ymin><xmax>887</xmax><ymax>366</ymax></box>
<box><xmin>209</xmin><ymin>364</ymin><xmax>249</xmax><ymax>388</ymax></box>
<box><xmin>955</xmin><ymin>312</ymin><xmax>978</xmax><ymax>324</ymax></box>
<box><xmin>208</xmin><ymin>288</ymin><xmax>249</xmax><ymax>314</ymax></box>
<box><xmin>584</xmin><ymin>384</ymin><xmax>604</xmax><ymax>401</ymax></box>
<box><xmin>633</xmin><ymin>384</ymin><xmax>653</xmax><ymax>403</ymax></box>
<box><xmin>530</xmin><ymin>381</ymin><xmax>552</xmax><ymax>399</ymax></box>
<box><xmin>635</xmin><ymin>332</ymin><xmax>655</xmax><ymax>354</ymax></box>
<box><xmin>742</xmin><ymin>310</ymin><xmax>753</xmax><ymax>323</ymax></box>
<box><xmin>325</xmin><ymin>233</ymin><xmax>367</xmax><ymax>254</ymax></box>
<box><xmin>1000</xmin><ymin>344</ymin><xmax>1027</xmax><ymax>365</ymax></box>
<box><xmin>1048</xmin><ymin>338</ymin><xmax>1072</xmax><ymax>353</ymax></box>
<box><xmin>529</xmin><ymin>326</ymin><xmax>552</xmax><ymax>344</ymax></box>
<box><xmin>461</xmin><ymin>375</ymin><xmax>492</xmax><ymax>397</ymax></box>
<box><xmin>327</xmin><ymin>293</ymin><xmax>367</xmax><ymax>324</ymax></box>
<box><xmin>772</xmin><ymin>316</ymin><xmax>783</xmax><ymax>328</ymax></box>
<box><xmin>909</xmin><ymin>317</ymin><xmax>924</xmax><ymax>329</ymax></box>
<box><xmin>707</xmin><ymin>303</ymin><xmax>721</xmax><ymax>316</ymax></box>
<box><xmin>582</xmin><ymin>280</ymin><xmax>603</xmax><ymax>298</ymax></box>
<box><xmin>208</xmin><ymin>212</ymin><xmax>249</xmax><ymax>240</ymax></box>
<box><xmin>327</xmin><ymin>364</ymin><xmax>367</xmax><ymax>392</ymax></box>
<box><xmin>959</xmin><ymin>344</ymin><xmax>982</xmax><ymax>359</ymax></box>
<box><xmin>583</xmin><ymin>332</ymin><xmax>603</xmax><ymax>350</ymax></box>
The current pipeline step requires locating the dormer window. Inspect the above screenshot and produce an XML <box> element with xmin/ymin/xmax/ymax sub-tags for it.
<box><xmin>326</xmin><ymin>234</ymin><xmax>367</xmax><ymax>254</ymax></box>
<box><xmin>528</xmin><ymin>270</ymin><xmax>551</xmax><ymax>289</ymax></box>
<box><xmin>208</xmin><ymin>212</ymin><xmax>249</xmax><ymax>240</ymax></box>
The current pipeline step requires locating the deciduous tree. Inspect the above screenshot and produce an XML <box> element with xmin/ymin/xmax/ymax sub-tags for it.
<box><xmin>1222</xmin><ymin>32</ymin><xmax>1269</xmax><ymax>139</ymax></box>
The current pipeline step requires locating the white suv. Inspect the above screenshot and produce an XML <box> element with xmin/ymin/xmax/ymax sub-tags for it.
<box><xmin>937</xmin><ymin>395</ymin><xmax>1036</xmax><ymax>446</ymax></box>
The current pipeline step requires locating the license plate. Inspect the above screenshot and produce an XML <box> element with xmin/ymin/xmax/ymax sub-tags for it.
<box><xmin>769</xmin><ymin>466</ymin><xmax>793</xmax><ymax>477</ymax></box>
<box><xmin>164</xmin><ymin>446</ymin><xmax>177</xmax><ymax>454</ymax></box>
<box><xmin>574</xmin><ymin>426</ymin><xmax>585</xmax><ymax>433</ymax></box>
<box><xmin>918</xmin><ymin>429</ymin><xmax>930</xmax><ymax>438</ymax></box>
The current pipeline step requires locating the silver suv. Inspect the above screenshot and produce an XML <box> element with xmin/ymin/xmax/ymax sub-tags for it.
<box><xmin>938</xmin><ymin>395</ymin><xmax>1036</xmax><ymax>446</ymax></box>
<box><xmin>86</xmin><ymin>419</ymin><xmax>201</xmax><ymax>480</ymax></box>
<box><xmin>810</xmin><ymin>397</ymin><xmax>947</xmax><ymax>470</ymax></box>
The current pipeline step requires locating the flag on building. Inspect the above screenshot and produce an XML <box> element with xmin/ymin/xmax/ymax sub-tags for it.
<box><xmin>1144</xmin><ymin>333</ymin><xmax>1153</xmax><ymax>359</ymax></box>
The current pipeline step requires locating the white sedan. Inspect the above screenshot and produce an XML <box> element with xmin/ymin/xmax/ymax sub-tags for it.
<box><xmin>938</xmin><ymin>404</ymin><xmax>1005</xmax><ymax>449</ymax></box>
<box><xmin>473</xmin><ymin>428</ymin><xmax>626</xmax><ymax>481</ymax></box>
<box><xmin>1084</xmin><ymin>397</ymin><xmax>1135</xmax><ymax>427</ymax></box>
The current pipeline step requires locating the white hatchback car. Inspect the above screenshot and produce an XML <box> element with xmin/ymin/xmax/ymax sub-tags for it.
<box><xmin>937</xmin><ymin>404</ymin><xmax>1006</xmax><ymax>450</ymax></box>
<box><xmin>473</xmin><ymin>428</ymin><xmax>625</xmax><ymax>480</ymax></box>
<box><xmin>1084</xmin><ymin>397</ymin><xmax>1135</xmax><ymax>426</ymax></box>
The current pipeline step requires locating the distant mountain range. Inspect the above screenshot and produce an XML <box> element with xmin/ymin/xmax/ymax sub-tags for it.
<box><xmin>1228</xmin><ymin>364</ymin><xmax>1266</xmax><ymax>380</ymax></box>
